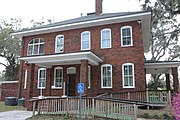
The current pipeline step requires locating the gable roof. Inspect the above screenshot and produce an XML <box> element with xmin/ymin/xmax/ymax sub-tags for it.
<box><xmin>12</xmin><ymin>11</ymin><xmax>151</xmax><ymax>52</ymax></box>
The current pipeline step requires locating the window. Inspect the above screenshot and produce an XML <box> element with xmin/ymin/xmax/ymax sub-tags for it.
<box><xmin>121</xmin><ymin>26</ymin><xmax>133</xmax><ymax>47</ymax></box>
<box><xmin>88</xmin><ymin>66</ymin><xmax>91</xmax><ymax>89</ymax></box>
<box><xmin>55</xmin><ymin>35</ymin><xmax>64</xmax><ymax>53</ymax></box>
<box><xmin>81</xmin><ymin>31</ymin><xmax>90</xmax><ymax>50</ymax></box>
<box><xmin>101</xmin><ymin>64</ymin><xmax>112</xmax><ymax>88</ymax></box>
<box><xmin>24</xmin><ymin>69</ymin><xmax>27</xmax><ymax>89</ymax></box>
<box><xmin>101</xmin><ymin>28</ymin><xmax>111</xmax><ymax>48</ymax></box>
<box><xmin>28</xmin><ymin>38</ymin><xmax>44</xmax><ymax>55</ymax></box>
<box><xmin>38</xmin><ymin>68</ymin><xmax>46</xmax><ymax>89</ymax></box>
<box><xmin>122</xmin><ymin>63</ymin><xmax>135</xmax><ymax>88</ymax></box>
<box><xmin>52</xmin><ymin>67</ymin><xmax>63</xmax><ymax>88</ymax></box>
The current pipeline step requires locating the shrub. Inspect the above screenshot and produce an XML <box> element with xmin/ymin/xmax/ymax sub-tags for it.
<box><xmin>172</xmin><ymin>92</ymin><xmax>180</xmax><ymax>120</ymax></box>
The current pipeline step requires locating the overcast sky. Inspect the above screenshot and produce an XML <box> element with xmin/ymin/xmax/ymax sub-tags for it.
<box><xmin>0</xmin><ymin>0</ymin><xmax>143</xmax><ymax>72</ymax></box>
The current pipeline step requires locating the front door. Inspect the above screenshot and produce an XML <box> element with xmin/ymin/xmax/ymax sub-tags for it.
<box><xmin>66</xmin><ymin>74</ymin><xmax>76</xmax><ymax>96</ymax></box>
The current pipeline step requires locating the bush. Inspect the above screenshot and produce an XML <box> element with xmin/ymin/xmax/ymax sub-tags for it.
<box><xmin>172</xmin><ymin>92</ymin><xmax>180</xmax><ymax>120</ymax></box>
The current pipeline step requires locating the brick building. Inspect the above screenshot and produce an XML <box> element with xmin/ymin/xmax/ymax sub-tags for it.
<box><xmin>12</xmin><ymin>0</ymin><xmax>154</xmax><ymax>108</ymax></box>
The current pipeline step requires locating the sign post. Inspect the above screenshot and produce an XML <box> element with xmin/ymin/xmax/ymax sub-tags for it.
<box><xmin>78</xmin><ymin>83</ymin><xmax>84</xmax><ymax>120</ymax></box>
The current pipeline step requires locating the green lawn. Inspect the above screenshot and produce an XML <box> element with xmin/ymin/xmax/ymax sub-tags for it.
<box><xmin>0</xmin><ymin>101</ymin><xmax>18</xmax><ymax>112</ymax></box>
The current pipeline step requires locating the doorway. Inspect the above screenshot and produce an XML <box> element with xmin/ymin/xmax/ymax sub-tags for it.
<box><xmin>66</xmin><ymin>67</ymin><xmax>76</xmax><ymax>96</ymax></box>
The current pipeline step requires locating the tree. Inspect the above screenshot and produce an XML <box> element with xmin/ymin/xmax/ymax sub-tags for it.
<box><xmin>0</xmin><ymin>18</ymin><xmax>22</xmax><ymax>81</ymax></box>
<box><xmin>141</xmin><ymin>0</ymin><xmax>180</xmax><ymax>89</ymax></box>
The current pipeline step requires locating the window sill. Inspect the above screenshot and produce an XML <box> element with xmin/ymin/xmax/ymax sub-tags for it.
<box><xmin>101</xmin><ymin>47</ymin><xmax>111</xmax><ymax>49</ymax></box>
<box><xmin>37</xmin><ymin>87</ymin><xmax>45</xmax><ymax>89</ymax></box>
<box><xmin>51</xmin><ymin>86</ymin><xmax>62</xmax><ymax>89</ymax></box>
<box><xmin>123</xmin><ymin>86</ymin><xmax>135</xmax><ymax>88</ymax></box>
<box><xmin>121</xmin><ymin>45</ymin><xmax>133</xmax><ymax>47</ymax></box>
<box><xmin>101</xmin><ymin>87</ymin><xmax>112</xmax><ymax>89</ymax></box>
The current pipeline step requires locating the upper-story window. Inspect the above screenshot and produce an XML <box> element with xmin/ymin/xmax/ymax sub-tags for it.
<box><xmin>55</xmin><ymin>35</ymin><xmax>64</xmax><ymax>53</ymax></box>
<box><xmin>122</xmin><ymin>63</ymin><xmax>135</xmax><ymax>88</ymax></box>
<box><xmin>28</xmin><ymin>38</ymin><xmax>44</xmax><ymax>55</ymax></box>
<box><xmin>81</xmin><ymin>31</ymin><xmax>90</xmax><ymax>50</ymax></box>
<box><xmin>121</xmin><ymin>26</ymin><xmax>133</xmax><ymax>47</ymax></box>
<box><xmin>101</xmin><ymin>28</ymin><xmax>111</xmax><ymax>49</ymax></box>
<box><xmin>101</xmin><ymin>64</ymin><xmax>112</xmax><ymax>88</ymax></box>
<box><xmin>38</xmin><ymin>68</ymin><xmax>46</xmax><ymax>89</ymax></box>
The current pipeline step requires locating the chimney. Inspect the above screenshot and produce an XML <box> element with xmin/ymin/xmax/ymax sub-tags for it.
<box><xmin>95</xmin><ymin>0</ymin><xmax>103</xmax><ymax>15</ymax></box>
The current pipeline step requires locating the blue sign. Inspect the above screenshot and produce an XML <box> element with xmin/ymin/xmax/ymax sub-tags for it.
<box><xmin>78</xmin><ymin>83</ymin><xmax>84</xmax><ymax>93</ymax></box>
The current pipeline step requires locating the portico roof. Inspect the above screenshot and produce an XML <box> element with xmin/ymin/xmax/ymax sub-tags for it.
<box><xmin>144</xmin><ymin>61</ymin><xmax>180</xmax><ymax>74</ymax></box>
<box><xmin>19</xmin><ymin>51</ymin><xmax>103</xmax><ymax>68</ymax></box>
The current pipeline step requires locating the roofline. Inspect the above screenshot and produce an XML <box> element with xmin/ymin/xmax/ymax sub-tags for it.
<box><xmin>13</xmin><ymin>11</ymin><xmax>151</xmax><ymax>53</ymax></box>
<box><xmin>144</xmin><ymin>61</ymin><xmax>180</xmax><ymax>68</ymax></box>
<box><xmin>12</xmin><ymin>12</ymin><xmax>151</xmax><ymax>38</ymax></box>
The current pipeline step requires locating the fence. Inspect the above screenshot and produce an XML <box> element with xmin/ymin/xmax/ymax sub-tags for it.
<box><xmin>31</xmin><ymin>97</ymin><xmax>138</xmax><ymax>120</ymax></box>
<box><xmin>104</xmin><ymin>90</ymin><xmax>172</xmax><ymax>104</ymax></box>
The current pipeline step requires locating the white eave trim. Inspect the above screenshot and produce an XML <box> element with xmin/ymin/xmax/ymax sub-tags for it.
<box><xmin>13</xmin><ymin>12</ymin><xmax>151</xmax><ymax>53</ymax></box>
<box><xmin>12</xmin><ymin>12</ymin><xmax>151</xmax><ymax>38</ymax></box>
<box><xmin>19</xmin><ymin>51</ymin><xmax>103</xmax><ymax>67</ymax></box>
<box><xmin>144</xmin><ymin>62</ymin><xmax>180</xmax><ymax>68</ymax></box>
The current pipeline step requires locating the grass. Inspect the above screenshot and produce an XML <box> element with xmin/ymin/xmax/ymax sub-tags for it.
<box><xmin>26</xmin><ymin>115</ymin><xmax>103</xmax><ymax>120</ymax></box>
<box><xmin>0</xmin><ymin>101</ymin><xmax>18</xmax><ymax>112</ymax></box>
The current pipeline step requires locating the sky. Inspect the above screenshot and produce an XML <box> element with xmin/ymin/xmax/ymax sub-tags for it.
<box><xmin>0</xmin><ymin>0</ymin><xmax>143</xmax><ymax>72</ymax></box>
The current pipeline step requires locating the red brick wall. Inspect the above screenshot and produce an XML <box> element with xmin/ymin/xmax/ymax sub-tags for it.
<box><xmin>0</xmin><ymin>82</ymin><xmax>19</xmax><ymax>101</ymax></box>
<box><xmin>19</xmin><ymin>20</ymin><xmax>146</xmax><ymax>109</ymax></box>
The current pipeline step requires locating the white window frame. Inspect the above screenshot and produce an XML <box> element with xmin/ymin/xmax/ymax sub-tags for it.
<box><xmin>121</xmin><ymin>26</ymin><xmax>133</xmax><ymax>47</ymax></box>
<box><xmin>88</xmin><ymin>66</ymin><xmax>91</xmax><ymax>89</ymax></box>
<box><xmin>101</xmin><ymin>28</ymin><xmax>111</xmax><ymax>49</ymax></box>
<box><xmin>24</xmin><ymin>69</ymin><xmax>27</xmax><ymax>89</ymax></box>
<box><xmin>101</xmin><ymin>64</ymin><xmax>112</xmax><ymax>88</ymax></box>
<box><xmin>37</xmin><ymin>68</ymin><xmax>46</xmax><ymax>89</ymax></box>
<box><xmin>122</xmin><ymin>63</ymin><xmax>135</xmax><ymax>88</ymax></box>
<box><xmin>27</xmin><ymin>38</ymin><xmax>44</xmax><ymax>55</ymax></box>
<box><xmin>55</xmin><ymin>35</ymin><xmax>64</xmax><ymax>53</ymax></box>
<box><xmin>81</xmin><ymin>31</ymin><xmax>91</xmax><ymax>50</ymax></box>
<box><xmin>52</xmin><ymin>67</ymin><xmax>63</xmax><ymax>89</ymax></box>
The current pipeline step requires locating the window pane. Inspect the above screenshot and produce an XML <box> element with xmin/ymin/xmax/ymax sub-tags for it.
<box><xmin>107</xmin><ymin>67</ymin><xmax>111</xmax><ymax>76</ymax></box>
<box><xmin>40</xmin><ymin>70</ymin><xmax>45</xmax><ymax>78</ymax></box>
<box><xmin>82</xmin><ymin>32</ymin><xmax>90</xmax><ymax>50</ymax></box>
<box><xmin>33</xmin><ymin>45</ymin><xmax>38</xmax><ymax>54</ymax></box>
<box><xmin>102</xmin><ymin>30</ymin><xmax>110</xmax><ymax>48</ymax></box>
<box><xmin>40</xmin><ymin>39</ymin><xmax>44</xmax><ymax>43</ymax></box>
<box><xmin>39</xmin><ymin>44</ymin><xmax>44</xmax><ymax>54</ymax></box>
<box><xmin>55</xmin><ymin>68</ymin><xmax>63</xmax><ymax>87</ymax></box>
<box><xmin>124</xmin><ymin>66</ymin><xmax>128</xmax><ymax>75</ymax></box>
<box><xmin>122</xmin><ymin>29</ymin><xmax>126</xmax><ymax>36</ymax></box>
<box><xmin>122</xmin><ymin>27</ymin><xmax>132</xmax><ymax>46</ymax></box>
<box><xmin>102</xmin><ymin>65</ymin><xmax>112</xmax><ymax>87</ymax></box>
<box><xmin>124</xmin><ymin>77</ymin><xmax>128</xmax><ymax>86</ymax></box>
<box><xmin>102</xmin><ymin>39</ymin><xmax>110</xmax><ymax>47</ymax></box>
<box><xmin>107</xmin><ymin>77</ymin><xmax>111</xmax><ymax>86</ymax></box>
<box><xmin>28</xmin><ymin>45</ymin><xmax>33</xmax><ymax>55</ymax></box>
<box><xmin>39</xmin><ymin>78</ymin><xmax>45</xmax><ymax>87</ymax></box>
<box><xmin>55</xmin><ymin>78</ymin><xmax>62</xmax><ymax>87</ymax></box>
<box><xmin>56</xmin><ymin>36</ymin><xmax>64</xmax><ymax>52</ymax></box>
<box><xmin>129</xmin><ymin>76</ymin><xmax>133</xmax><ymax>86</ymax></box>
<box><xmin>82</xmin><ymin>33</ymin><xmax>89</xmax><ymax>41</ymax></box>
<box><xmin>102</xmin><ymin>31</ymin><xmax>110</xmax><ymax>39</ymax></box>
<box><xmin>82</xmin><ymin>41</ymin><xmax>89</xmax><ymax>49</ymax></box>
<box><xmin>34</xmin><ymin>39</ymin><xmax>39</xmax><ymax>43</ymax></box>
<box><xmin>29</xmin><ymin>41</ymin><xmax>33</xmax><ymax>44</ymax></box>
<box><xmin>129</xmin><ymin>65</ymin><xmax>133</xmax><ymax>75</ymax></box>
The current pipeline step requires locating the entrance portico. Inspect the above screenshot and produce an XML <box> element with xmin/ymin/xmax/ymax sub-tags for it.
<box><xmin>19</xmin><ymin>51</ymin><xmax>103</xmax><ymax>98</ymax></box>
<box><xmin>145</xmin><ymin>61</ymin><xmax>180</xmax><ymax>93</ymax></box>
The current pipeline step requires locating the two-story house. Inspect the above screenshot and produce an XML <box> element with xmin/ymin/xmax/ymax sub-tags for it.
<box><xmin>12</xmin><ymin>0</ymin><xmax>153</xmax><ymax>108</ymax></box>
